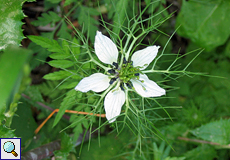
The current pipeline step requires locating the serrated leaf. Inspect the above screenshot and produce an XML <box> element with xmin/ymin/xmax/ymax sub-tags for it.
<box><xmin>60</xmin><ymin>132</ymin><xmax>74</xmax><ymax>153</ymax></box>
<box><xmin>73</xmin><ymin>123</ymin><xmax>83</xmax><ymax>142</ymax></box>
<box><xmin>191</xmin><ymin>119</ymin><xmax>230</xmax><ymax>145</ymax></box>
<box><xmin>28</xmin><ymin>42</ymin><xmax>50</xmax><ymax>69</ymax></box>
<box><xmin>61</xmin><ymin>40</ymin><xmax>70</xmax><ymax>55</ymax></box>
<box><xmin>28</xmin><ymin>35</ymin><xmax>63</xmax><ymax>53</ymax></box>
<box><xmin>59</xmin><ymin>81</ymin><xmax>78</xmax><ymax>90</ymax></box>
<box><xmin>49</xmin><ymin>40</ymin><xmax>72</xmax><ymax>59</ymax></box>
<box><xmin>53</xmin><ymin>90</ymin><xmax>77</xmax><ymax>127</ymax></box>
<box><xmin>176</xmin><ymin>0</ymin><xmax>230</xmax><ymax>51</ymax></box>
<box><xmin>31</xmin><ymin>11</ymin><xmax>61</xmax><ymax>27</ymax></box>
<box><xmin>49</xmin><ymin>53</ymin><xmax>70</xmax><ymax>59</ymax></box>
<box><xmin>43</xmin><ymin>70</ymin><xmax>73</xmax><ymax>80</ymax></box>
<box><xmin>57</xmin><ymin>22</ymin><xmax>72</xmax><ymax>40</ymax></box>
<box><xmin>0</xmin><ymin>0</ymin><xmax>31</xmax><ymax>50</ymax></box>
<box><xmin>71</xmin><ymin>38</ymin><xmax>81</xmax><ymax>59</ymax></box>
<box><xmin>48</xmin><ymin>60</ymin><xmax>74</xmax><ymax>69</ymax></box>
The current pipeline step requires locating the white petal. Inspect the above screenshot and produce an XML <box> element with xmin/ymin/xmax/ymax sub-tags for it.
<box><xmin>131</xmin><ymin>46</ymin><xmax>160</xmax><ymax>70</ymax></box>
<box><xmin>75</xmin><ymin>73</ymin><xmax>110</xmax><ymax>93</ymax></box>
<box><xmin>104</xmin><ymin>88</ymin><xmax>125</xmax><ymax>123</ymax></box>
<box><xmin>94</xmin><ymin>31</ymin><xmax>118</xmax><ymax>64</ymax></box>
<box><xmin>130</xmin><ymin>74</ymin><xmax>165</xmax><ymax>97</ymax></box>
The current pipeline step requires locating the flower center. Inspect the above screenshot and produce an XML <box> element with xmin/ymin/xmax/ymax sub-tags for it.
<box><xmin>108</xmin><ymin>58</ymin><xmax>142</xmax><ymax>90</ymax></box>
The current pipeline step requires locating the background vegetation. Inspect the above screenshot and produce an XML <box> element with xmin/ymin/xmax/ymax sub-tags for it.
<box><xmin>1</xmin><ymin>0</ymin><xmax>230</xmax><ymax>159</ymax></box>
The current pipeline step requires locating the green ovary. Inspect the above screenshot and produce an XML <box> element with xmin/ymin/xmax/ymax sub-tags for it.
<box><xmin>118</xmin><ymin>62</ymin><xmax>141</xmax><ymax>83</ymax></box>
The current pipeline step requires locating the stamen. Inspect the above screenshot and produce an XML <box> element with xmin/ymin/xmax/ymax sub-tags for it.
<box><xmin>134</xmin><ymin>73</ymin><xmax>139</xmax><ymax>76</ymax></box>
<box><xmin>123</xmin><ymin>57</ymin><xmax>127</xmax><ymax>64</ymax></box>
<box><xmin>120</xmin><ymin>83</ymin><xmax>125</xmax><ymax>91</ymax></box>
<box><xmin>125</xmin><ymin>82</ymin><xmax>133</xmax><ymax>89</ymax></box>
<box><xmin>142</xmin><ymin>86</ymin><xmax>147</xmax><ymax>91</ymax></box>
<box><xmin>130</xmin><ymin>61</ymin><xmax>133</xmax><ymax>66</ymax></box>
<box><xmin>108</xmin><ymin>69</ymin><xmax>116</xmax><ymax>74</ymax></box>
<box><xmin>112</xmin><ymin>62</ymin><xmax>118</xmax><ymax>69</ymax></box>
<box><xmin>109</xmin><ymin>78</ymin><xmax>117</xmax><ymax>84</ymax></box>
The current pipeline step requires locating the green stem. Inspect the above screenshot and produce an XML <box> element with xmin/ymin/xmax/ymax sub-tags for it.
<box><xmin>90</xmin><ymin>58</ymin><xmax>108</xmax><ymax>71</ymax></box>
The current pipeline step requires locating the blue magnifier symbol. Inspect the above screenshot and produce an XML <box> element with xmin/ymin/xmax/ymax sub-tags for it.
<box><xmin>3</xmin><ymin>141</ymin><xmax>18</xmax><ymax>157</ymax></box>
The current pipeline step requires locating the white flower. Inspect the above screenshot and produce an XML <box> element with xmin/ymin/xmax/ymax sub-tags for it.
<box><xmin>75</xmin><ymin>31</ymin><xmax>166</xmax><ymax>123</ymax></box>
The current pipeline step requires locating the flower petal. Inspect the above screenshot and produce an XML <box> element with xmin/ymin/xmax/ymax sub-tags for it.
<box><xmin>131</xmin><ymin>46</ymin><xmax>160</xmax><ymax>70</ymax></box>
<box><xmin>75</xmin><ymin>73</ymin><xmax>110</xmax><ymax>93</ymax></box>
<box><xmin>130</xmin><ymin>74</ymin><xmax>165</xmax><ymax>97</ymax></box>
<box><xmin>94</xmin><ymin>31</ymin><xmax>118</xmax><ymax>64</ymax></box>
<box><xmin>104</xmin><ymin>88</ymin><xmax>125</xmax><ymax>123</ymax></box>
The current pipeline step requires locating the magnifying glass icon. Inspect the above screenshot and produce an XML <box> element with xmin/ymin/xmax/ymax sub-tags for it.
<box><xmin>3</xmin><ymin>141</ymin><xmax>18</xmax><ymax>157</ymax></box>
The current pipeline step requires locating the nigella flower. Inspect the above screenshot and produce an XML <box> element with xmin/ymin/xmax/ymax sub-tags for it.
<box><xmin>75</xmin><ymin>31</ymin><xmax>166</xmax><ymax>123</ymax></box>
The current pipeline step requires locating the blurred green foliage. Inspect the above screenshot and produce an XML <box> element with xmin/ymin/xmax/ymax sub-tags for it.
<box><xmin>1</xmin><ymin>0</ymin><xmax>230</xmax><ymax>159</ymax></box>
<box><xmin>176</xmin><ymin>0</ymin><xmax>230</xmax><ymax>51</ymax></box>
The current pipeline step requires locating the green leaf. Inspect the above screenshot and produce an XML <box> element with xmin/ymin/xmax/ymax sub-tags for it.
<box><xmin>49</xmin><ymin>40</ymin><xmax>73</xmax><ymax>60</ymax></box>
<box><xmin>60</xmin><ymin>132</ymin><xmax>74</xmax><ymax>153</ymax></box>
<box><xmin>31</xmin><ymin>11</ymin><xmax>62</xmax><ymax>27</ymax></box>
<box><xmin>77</xmin><ymin>6</ymin><xmax>99</xmax><ymax>42</ymax></box>
<box><xmin>70</xmin><ymin>38</ymin><xmax>81</xmax><ymax>60</ymax></box>
<box><xmin>176</xmin><ymin>0</ymin><xmax>230</xmax><ymax>51</ymax></box>
<box><xmin>78</xmin><ymin>131</ymin><xmax>131</xmax><ymax>160</ymax></box>
<box><xmin>112</xmin><ymin>0</ymin><xmax>129</xmax><ymax>37</ymax></box>
<box><xmin>191</xmin><ymin>119</ymin><xmax>230</xmax><ymax>145</ymax></box>
<box><xmin>0</xmin><ymin>125</ymin><xmax>15</xmax><ymax>138</ymax></box>
<box><xmin>49</xmin><ymin>53</ymin><xmax>70</xmax><ymax>59</ymax></box>
<box><xmin>48</xmin><ymin>60</ymin><xmax>74</xmax><ymax>69</ymax></box>
<box><xmin>11</xmin><ymin>99</ymin><xmax>37</xmax><ymax>145</ymax></box>
<box><xmin>184</xmin><ymin>145</ymin><xmax>217</xmax><ymax>160</ymax></box>
<box><xmin>59</xmin><ymin>81</ymin><xmax>78</xmax><ymax>90</ymax></box>
<box><xmin>0</xmin><ymin>46</ymin><xmax>30</xmax><ymax>110</ymax></box>
<box><xmin>28</xmin><ymin>35</ymin><xmax>63</xmax><ymax>53</ymax></box>
<box><xmin>0</xmin><ymin>0</ymin><xmax>35</xmax><ymax>50</ymax></box>
<box><xmin>43</xmin><ymin>70</ymin><xmax>74</xmax><ymax>80</ymax></box>
<box><xmin>53</xmin><ymin>90</ymin><xmax>77</xmax><ymax>127</ymax></box>
<box><xmin>165</xmin><ymin>157</ymin><xmax>186</xmax><ymax>160</ymax></box>
<box><xmin>24</xmin><ymin>86</ymin><xmax>44</xmax><ymax>103</ymax></box>
<box><xmin>64</xmin><ymin>0</ymin><xmax>76</xmax><ymax>6</ymax></box>
<box><xmin>28</xmin><ymin>42</ymin><xmax>50</xmax><ymax>69</ymax></box>
<box><xmin>46</xmin><ymin>0</ymin><xmax>62</xmax><ymax>4</ymax></box>
<box><xmin>53</xmin><ymin>132</ymin><xmax>74</xmax><ymax>159</ymax></box>
<box><xmin>57</xmin><ymin>22</ymin><xmax>72</xmax><ymax>40</ymax></box>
